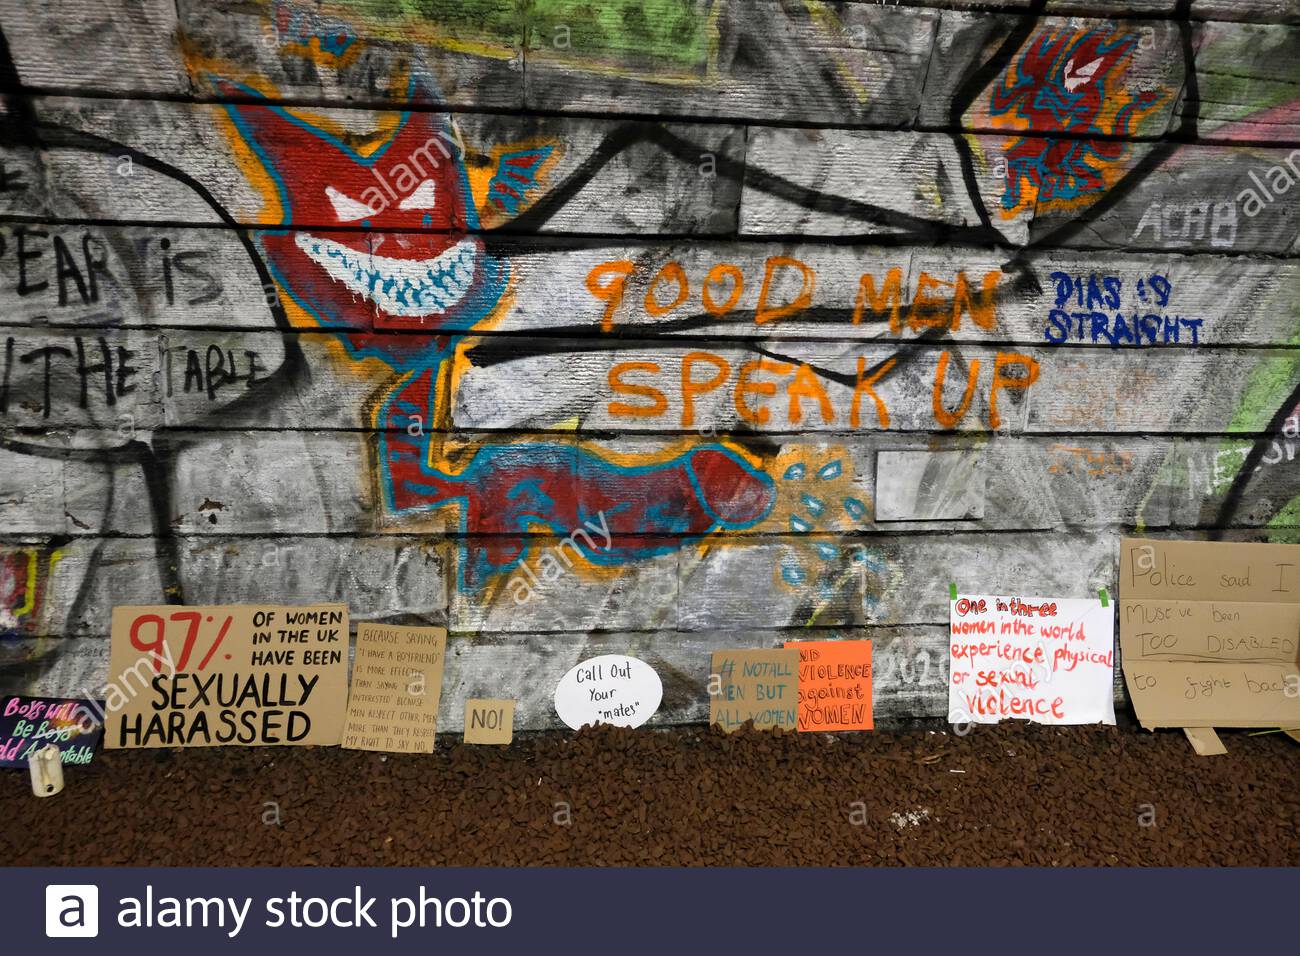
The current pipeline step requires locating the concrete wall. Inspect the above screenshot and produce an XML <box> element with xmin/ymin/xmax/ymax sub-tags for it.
<box><xmin>0</xmin><ymin>0</ymin><xmax>1297</xmax><ymax>730</ymax></box>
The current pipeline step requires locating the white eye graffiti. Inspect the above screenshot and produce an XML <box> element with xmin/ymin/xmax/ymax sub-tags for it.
<box><xmin>1063</xmin><ymin>56</ymin><xmax>1103</xmax><ymax>92</ymax></box>
<box><xmin>398</xmin><ymin>179</ymin><xmax>437</xmax><ymax>210</ymax></box>
<box><xmin>325</xmin><ymin>184</ymin><xmax>379</xmax><ymax>221</ymax></box>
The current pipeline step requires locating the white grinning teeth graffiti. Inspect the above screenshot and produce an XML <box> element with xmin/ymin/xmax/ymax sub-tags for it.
<box><xmin>295</xmin><ymin>233</ymin><xmax>478</xmax><ymax>317</ymax></box>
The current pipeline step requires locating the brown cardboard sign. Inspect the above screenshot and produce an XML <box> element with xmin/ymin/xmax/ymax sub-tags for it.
<box><xmin>464</xmin><ymin>699</ymin><xmax>514</xmax><ymax>745</ymax></box>
<box><xmin>1119</xmin><ymin>538</ymin><xmax>1300</xmax><ymax>730</ymax></box>
<box><xmin>342</xmin><ymin>624</ymin><xmax>447</xmax><ymax>753</ymax></box>
<box><xmin>1120</xmin><ymin>600</ymin><xmax>1299</xmax><ymax>664</ymax></box>
<box><xmin>1183</xmin><ymin>727</ymin><xmax>1228</xmax><ymax>756</ymax></box>
<box><xmin>107</xmin><ymin>604</ymin><xmax>349</xmax><ymax>749</ymax></box>
<box><xmin>709</xmin><ymin>648</ymin><xmax>798</xmax><ymax>732</ymax></box>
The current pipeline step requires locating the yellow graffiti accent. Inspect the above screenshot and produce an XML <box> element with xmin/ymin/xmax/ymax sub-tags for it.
<box><xmin>280</xmin><ymin>34</ymin><xmax>364</xmax><ymax>70</ymax></box>
<box><xmin>804</xmin><ymin>1</ymin><xmax>872</xmax><ymax>105</ymax></box>
<box><xmin>465</xmin><ymin>163</ymin><xmax>495</xmax><ymax>214</ymax></box>
<box><xmin>469</xmin><ymin>137</ymin><xmax>564</xmax><ymax>227</ymax></box>
<box><xmin>768</xmin><ymin>445</ymin><xmax>861</xmax><ymax>536</ymax></box>
<box><xmin>311</xmin><ymin>2</ymin><xmax>518</xmax><ymax>63</ymax></box>
<box><xmin>804</xmin><ymin>563</ymin><xmax>862</xmax><ymax>628</ymax></box>
<box><xmin>587</xmin><ymin>437</ymin><xmax>766</xmax><ymax>475</ymax></box>
<box><xmin>12</xmin><ymin>547</ymin><xmax>38</xmax><ymax>617</ymax></box>
<box><xmin>46</xmin><ymin>549</ymin><xmax>63</xmax><ymax>607</ymax></box>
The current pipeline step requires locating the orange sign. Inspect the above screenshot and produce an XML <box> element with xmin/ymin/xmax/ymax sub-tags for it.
<box><xmin>784</xmin><ymin>640</ymin><xmax>873</xmax><ymax>732</ymax></box>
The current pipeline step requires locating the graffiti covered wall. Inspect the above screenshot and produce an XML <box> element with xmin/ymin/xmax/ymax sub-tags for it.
<box><xmin>0</xmin><ymin>0</ymin><xmax>1297</xmax><ymax>729</ymax></box>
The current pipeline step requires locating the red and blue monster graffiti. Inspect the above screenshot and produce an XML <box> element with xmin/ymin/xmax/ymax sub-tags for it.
<box><xmin>989</xmin><ymin>25</ymin><xmax>1168</xmax><ymax>217</ymax></box>
<box><xmin>215</xmin><ymin>78</ymin><xmax>776</xmax><ymax>592</ymax></box>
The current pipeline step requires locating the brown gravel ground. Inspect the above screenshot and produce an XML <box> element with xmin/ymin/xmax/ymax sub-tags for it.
<box><xmin>3</xmin><ymin>722</ymin><xmax>1296</xmax><ymax>866</ymax></box>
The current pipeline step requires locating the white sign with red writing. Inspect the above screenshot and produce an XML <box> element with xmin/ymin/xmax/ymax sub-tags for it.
<box><xmin>948</xmin><ymin>593</ymin><xmax>1116</xmax><ymax>726</ymax></box>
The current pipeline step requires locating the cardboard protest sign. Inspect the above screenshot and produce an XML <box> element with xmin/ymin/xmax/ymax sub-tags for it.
<box><xmin>948</xmin><ymin>593</ymin><xmax>1116</xmax><ymax>725</ymax></box>
<box><xmin>553</xmin><ymin>655</ymin><xmax>662</xmax><ymax>729</ymax></box>
<box><xmin>1120</xmin><ymin>538</ymin><xmax>1300</xmax><ymax>729</ymax></box>
<box><xmin>710</xmin><ymin>648</ymin><xmax>798</xmax><ymax>731</ymax></box>
<box><xmin>0</xmin><ymin>696</ymin><xmax>103</xmax><ymax>766</ymax></box>
<box><xmin>783</xmin><ymin>640</ymin><xmax>873</xmax><ymax>731</ymax></box>
<box><xmin>106</xmin><ymin>604</ymin><xmax>349</xmax><ymax>749</ymax></box>
<box><xmin>464</xmin><ymin>699</ymin><xmax>514</xmax><ymax>745</ymax></box>
<box><xmin>342</xmin><ymin>624</ymin><xmax>447</xmax><ymax>753</ymax></box>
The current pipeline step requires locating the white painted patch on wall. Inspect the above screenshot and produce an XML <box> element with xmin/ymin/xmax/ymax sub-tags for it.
<box><xmin>875</xmin><ymin>450</ymin><xmax>986</xmax><ymax>521</ymax></box>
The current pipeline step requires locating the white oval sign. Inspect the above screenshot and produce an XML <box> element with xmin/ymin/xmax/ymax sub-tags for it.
<box><xmin>553</xmin><ymin>654</ymin><xmax>662</xmax><ymax>730</ymax></box>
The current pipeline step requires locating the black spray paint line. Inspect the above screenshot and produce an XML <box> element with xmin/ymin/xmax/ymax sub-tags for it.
<box><xmin>1001</xmin><ymin>0</ymin><xmax>1197</xmax><ymax>268</ymax></box>
<box><xmin>0</xmin><ymin>25</ymin><xmax>306</xmax><ymax>624</ymax></box>
<box><xmin>1183</xmin><ymin>0</ymin><xmax>1297</xmax><ymax>534</ymax></box>
<box><xmin>504</xmin><ymin>122</ymin><xmax>655</xmax><ymax>233</ymax></box>
<box><xmin>961</xmin><ymin>0</ymin><xmax>1298</xmax><ymax>524</ymax></box>
<box><xmin>0</xmin><ymin>26</ymin><xmax>195</xmax><ymax>658</ymax></box>
<box><xmin>0</xmin><ymin>122</ymin><xmax>314</xmax><ymax>432</ymax></box>
<box><xmin>650</xmin><ymin>125</ymin><xmax>994</xmax><ymax>243</ymax></box>
<box><xmin>0</xmin><ymin>9</ymin><xmax>1291</xmax><ymax>665</ymax></box>
<box><xmin>947</xmin><ymin>0</ymin><xmax>1050</xmax><ymax>241</ymax></box>
<box><xmin>500</xmin><ymin>2</ymin><xmax>1297</xmax><ymax>536</ymax></box>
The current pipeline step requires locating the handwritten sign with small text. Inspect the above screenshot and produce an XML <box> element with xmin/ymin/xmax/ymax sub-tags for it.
<box><xmin>342</xmin><ymin>624</ymin><xmax>447</xmax><ymax>753</ymax></box>
<box><xmin>948</xmin><ymin>594</ymin><xmax>1116</xmax><ymax>726</ymax></box>
<box><xmin>710</xmin><ymin>648</ymin><xmax>798</xmax><ymax>731</ymax></box>
<box><xmin>553</xmin><ymin>655</ymin><xmax>662</xmax><ymax>730</ymax></box>
<box><xmin>1120</xmin><ymin>538</ymin><xmax>1300</xmax><ymax>729</ymax></box>
<box><xmin>784</xmin><ymin>640</ymin><xmax>873</xmax><ymax>731</ymax></box>
<box><xmin>0</xmin><ymin>696</ymin><xmax>102</xmax><ymax>766</ymax></box>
